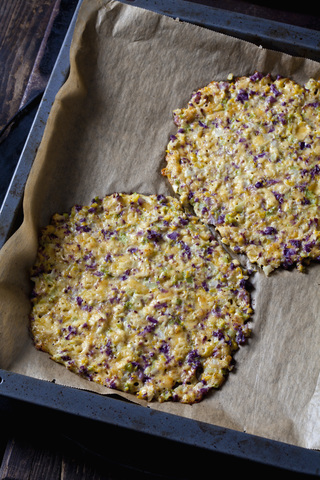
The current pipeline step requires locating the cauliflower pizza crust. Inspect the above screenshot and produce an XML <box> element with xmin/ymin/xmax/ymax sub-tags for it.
<box><xmin>30</xmin><ymin>193</ymin><xmax>252</xmax><ymax>404</ymax></box>
<box><xmin>163</xmin><ymin>72</ymin><xmax>320</xmax><ymax>275</ymax></box>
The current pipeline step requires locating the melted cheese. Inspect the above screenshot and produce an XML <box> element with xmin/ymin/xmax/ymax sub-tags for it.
<box><xmin>30</xmin><ymin>193</ymin><xmax>252</xmax><ymax>403</ymax></box>
<box><xmin>163</xmin><ymin>73</ymin><xmax>320</xmax><ymax>274</ymax></box>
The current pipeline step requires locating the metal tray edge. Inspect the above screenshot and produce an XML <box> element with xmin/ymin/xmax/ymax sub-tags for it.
<box><xmin>120</xmin><ymin>0</ymin><xmax>320</xmax><ymax>60</ymax></box>
<box><xmin>0</xmin><ymin>368</ymin><xmax>319</xmax><ymax>475</ymax></box>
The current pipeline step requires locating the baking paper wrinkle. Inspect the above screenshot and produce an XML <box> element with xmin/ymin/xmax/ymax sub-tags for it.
<box><xmin>1</xmin><ymin>0</ymin><xmax>320</xmax><ymax>450</ymax></box>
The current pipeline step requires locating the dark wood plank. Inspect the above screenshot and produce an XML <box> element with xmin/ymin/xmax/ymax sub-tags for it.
<box><xmin>1</xmin><ymin>438</ymin><xmax>30</xmax><ymax>480</ymax></box>
<box><xmin>0</xmin><ymin>430</ymin><xmax>133</xmax><ymax>480</ymax></box>
<box><xmin>61</xmin><ymin>447</ymin><xmax>108</xmax><ymax>480</ymax></box>
<box><xmin>0</xmin><ymin>434</ymin><xmax>62</xmax><ymax>480</ymax></box>
<box><xmin>0</xmin><ymin>0</ymin><xmax>58</xmax><ymax>130</ymax></box>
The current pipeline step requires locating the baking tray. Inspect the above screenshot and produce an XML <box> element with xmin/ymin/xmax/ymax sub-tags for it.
<box><xmin>1</xmin><ymin>0</ymin><xmax>320</xmax><ymax>475</ymax></box>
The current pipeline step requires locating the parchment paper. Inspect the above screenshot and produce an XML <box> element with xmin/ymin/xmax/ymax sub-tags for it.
<box><xmin>1</xmin><ymin>0</ymin><xmax>320</xmax><ymax>449</ymax></box>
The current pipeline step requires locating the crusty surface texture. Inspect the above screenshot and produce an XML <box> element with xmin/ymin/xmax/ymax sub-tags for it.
<box><xmin>30</xmin><ymin>193</ymin><xmax>252</xmax><ymax>403</ymax></box>
<box><xmin>162</xmin><ymin>72</ymin><xmax>320</xmax><ymax>275</ymax></box>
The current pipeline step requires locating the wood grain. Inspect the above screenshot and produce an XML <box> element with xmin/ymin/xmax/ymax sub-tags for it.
<box><xmin>0</xmin><ymin>0</ymin><xmax>57</xmax><ymax>130</ymax></box>
<box><xmin>0</xmin><ymin>430</ymin><xmax>137</xmax><ymax>480</ymax></box>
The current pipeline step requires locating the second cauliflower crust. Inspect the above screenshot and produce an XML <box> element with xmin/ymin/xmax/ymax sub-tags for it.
<box><xmin>163</xmin><ymin>72</ymin><xmax>320</xmax><ymax>274</ymax></box>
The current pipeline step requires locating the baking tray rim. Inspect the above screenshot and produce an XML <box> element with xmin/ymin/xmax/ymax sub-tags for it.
<box><xmin>1</xmin><ymin>0</ymin><xmax>320</xmax><ymax>474</ymax></box>
<box><xmin>1</xmin><ymin>368</ymin><xmax>320</xmax><ymax>474</ymax></box>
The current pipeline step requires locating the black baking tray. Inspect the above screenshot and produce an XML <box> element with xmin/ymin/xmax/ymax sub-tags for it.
<box><xmin>1</xmin><ymin>0</ymin><xmax>320</xmax><ymax>476</ymax></box>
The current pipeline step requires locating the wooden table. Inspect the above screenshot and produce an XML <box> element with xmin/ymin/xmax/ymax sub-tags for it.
<box><xmin>1</xmin><ymin>1</ymin><xmax>320</xmax><ymax>478</ymax></box>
